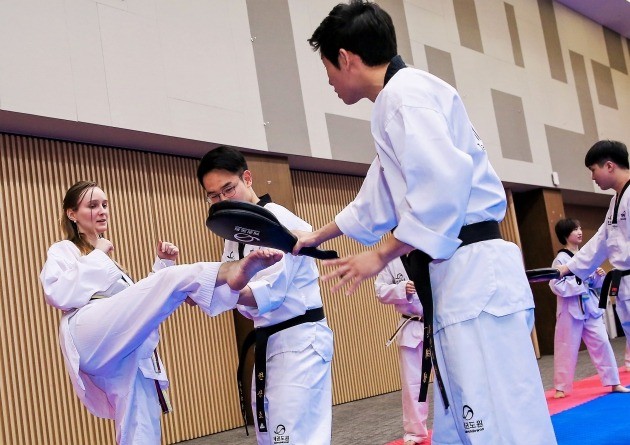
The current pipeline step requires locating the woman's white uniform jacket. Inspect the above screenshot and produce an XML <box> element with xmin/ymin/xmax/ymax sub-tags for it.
<box><xmin>221</xmin><ymin>202</ymin><xmax>333</xmax><ymax>363</ymax></box>
<box><xmin>40</xmin><ymin>240</ymin><xmax>233</xmax><ymax>419</ymax></box>
<box><xmin>334</xmin><ymin>67</ymin><xmax>534</xmax><ymax>332</ymax></box>
<box><xmin>374</xmin><ymin>257</ymin><xmax>423</xmax><ymax>348</ymax></box>
<box><xmin>567</xmin><ymin>188</ymin><xmax>630</xmax><ymax>302</ymax></box>
<box><xmin>550</xmin><ymin>250</ymin><xmax>605</xmax><ymax>319</ymax></box>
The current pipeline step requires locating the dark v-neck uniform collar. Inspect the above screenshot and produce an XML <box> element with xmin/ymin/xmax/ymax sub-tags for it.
<box><xmin>257</xmin><ymin>194</ymin><xmax>272</xmax><ymax>207</ymax></box>
<box><xmin>612</xmin><ymin>179</ymin><xmax>630</xmax><ymax>224</ymax></box>
<box><xmin>384</xmin><ymin>55</ymin><xmax>407</xmax><ymax>86</ymax></box>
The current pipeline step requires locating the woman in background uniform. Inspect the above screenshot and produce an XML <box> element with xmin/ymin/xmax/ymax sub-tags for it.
<box><xmin>550</xmin><ymin>218</ymin><xmax>628</xmax><ymax>398</ymax></box>
<box><xmin>375</xmin><ymin>257</ymin><xmax>428</xmax><ymax>445</ymax></box>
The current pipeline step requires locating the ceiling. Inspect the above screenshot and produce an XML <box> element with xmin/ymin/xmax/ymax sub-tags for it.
<box><xmin>556</xmin><ymin>0</ymin><xmax>630</xmax><ymax>38</ymax></box>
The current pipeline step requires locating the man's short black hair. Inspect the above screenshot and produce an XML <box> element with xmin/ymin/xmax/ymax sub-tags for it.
<box><xmin>308</xmin><ymin>0</ymin><xmax>397</xmax><ymax>68</ymax></box>
<box><xmin>584</xmin><ymin>140</ymin><xmax>629</xmax><ymax>169</ymax></box>
<box><xmin>197</xmin><ymin>145</ymin><xmax>248</xmax><ymax>186</ymax></box>
<box><xmin>554</xmin><ymin>218</ymin><xmax>580</xmax><ymax>246</ymax></box>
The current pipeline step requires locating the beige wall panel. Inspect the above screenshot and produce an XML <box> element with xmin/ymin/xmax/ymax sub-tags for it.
<box><xmin>0</xmin><ymin>134</ymin><xmax>242</xmax><ymax>444</ymax></box>
<box><xmin>291</xmin><ymin>170</ymin><xmax>402</xmax><ymax>405</ymax></box>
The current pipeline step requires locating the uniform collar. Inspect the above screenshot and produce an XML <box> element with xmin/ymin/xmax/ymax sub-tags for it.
<box><xmin>257</xmin><ymin>194</ymin><xmax>272</xmax><ymax>207</ymax></box>
<box><xmin>384</xmin><ymin>55</ymin><xmax>407</xmax><ymax>86</ymax></box>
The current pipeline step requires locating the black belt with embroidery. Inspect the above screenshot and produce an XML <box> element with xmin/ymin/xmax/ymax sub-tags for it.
<box><xmin>599</xmin><ymin>269</ymin><xmax>630</xmax><ymax>309</ymax></box>
<box><xmin>236</xmin><ymin>307</ymin><xmax>325</xmax><ymax>434</ymax></box>
<box><xmin>401</xmin><ymin>220</ymin><xmax>502</xmax><ymax>410</ymax></box>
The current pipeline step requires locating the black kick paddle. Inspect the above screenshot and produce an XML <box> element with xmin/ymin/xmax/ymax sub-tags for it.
<box><xmin>206</xmin><ymin>200</ymin><xmax>339</xmax><ymax>260</ymax></box>
<box><xmin>525</xmin><ymin>267</ymin><xmax>573</xmax><ymax>283</ymax></box>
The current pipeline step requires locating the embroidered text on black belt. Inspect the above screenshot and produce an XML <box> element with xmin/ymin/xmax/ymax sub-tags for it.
<box><xmin>236</xmin><ymin>307</ymin><xmax>325</xmax><ymax>434</ymax></box>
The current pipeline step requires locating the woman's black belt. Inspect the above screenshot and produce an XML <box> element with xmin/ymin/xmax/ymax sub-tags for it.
<box><xmin>401</xmin><ymin>220</ymin><xmax>502</xmax><ymax>410</ymax></box>
<box><xmin>236</xmin><ymin>307</ymin><xmax>325</xmax><ymax>434</ymax></box>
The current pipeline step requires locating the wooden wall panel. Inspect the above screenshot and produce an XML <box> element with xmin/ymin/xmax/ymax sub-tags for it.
<box><xmin>291</xmin><ymin>170</ymin><xmax>402</xmax><ymax>405</ymax></box>
<box><xmin>500</xmin><ymin>189</ymin><xmax>523</xmax><ymax>248</ymax></box>
<box><xmin>0</xmin><ymin>134</ymin><xmax>242</xmax><ymax>445</ymax></box>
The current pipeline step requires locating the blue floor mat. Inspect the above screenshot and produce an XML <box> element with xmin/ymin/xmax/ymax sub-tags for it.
<box><xmin>552</xmin><ymin>392</ymin><xmax>630</xmax><ymax>444</ymax></box>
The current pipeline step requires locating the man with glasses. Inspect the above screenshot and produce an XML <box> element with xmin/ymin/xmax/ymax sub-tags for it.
<box><xmin>196</xmin><ymin>146</ymin><xmax>334</xmax><ymax>445</ymax></box>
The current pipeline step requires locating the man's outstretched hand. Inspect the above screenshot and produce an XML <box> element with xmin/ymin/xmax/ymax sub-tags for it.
<box><xmin>321</xmin><ymin>250</ymin><xmax>389</xmax><ymax>295</ymax></box>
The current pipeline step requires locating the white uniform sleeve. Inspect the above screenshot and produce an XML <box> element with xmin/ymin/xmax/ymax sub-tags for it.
<box><xmin>388</xmin><ymin>106</ymin><xmax>473</xmax><ymax>259</ymax></box>
<box><xmin>337</xmin><ymin>106</ymin><xmax>473</xmax><ymax>259</ymax></box>
<box><xmin>550</xmin><ymin>252</ymin><xmax>585</xmax><ymax>297</ymax></box>
<box><xmin>374</xmin><ymin>263</ymin><xmax>410</xmax><ymax>304</ymax></box>
<box><xmin>40</xmin><ymin>242</ymin><xmax>121</xmax><ymax>311</ymax></box>
<box><xmin>566</xmin><ymin>223</ymin><xmax>609</xmax><ymax>279</ymax></box>
<box><xmin>152</xmin><ymin>257</ymin><xmax>175</xmax><ymax>273</ymax></box>
<box><xmin>335</xmin><ymin>158</ymin><xmax>398</xmax><ymax>246</ymax></box>
<box><xmin>246</xmin><ymin>253</ymin><xmax>298</xmax><ymax>315</ymax></box>
<box><xmin>241</xmin><ymin>204</ymin><xmax>313</xmax><ymax>316</ymax></box>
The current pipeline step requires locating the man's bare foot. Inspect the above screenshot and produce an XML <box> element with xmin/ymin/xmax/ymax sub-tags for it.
<box><xmin>226</xmin><ymin>248</ymin><xmax>283</xmax><ymax>290</ymax></box>
<box><xmin>554</xmin><ymin>390</ymin><xmax>565</xmax><ymax>399</ymax></box>
<box><xmin>612</xmin><ymin>384</ymin><xmax>630</xmax><ymax>393</ymax></box>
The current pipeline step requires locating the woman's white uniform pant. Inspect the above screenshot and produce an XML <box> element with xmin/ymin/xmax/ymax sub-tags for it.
<box><xmin>70</xmin><ymin>263</ymin><xmax>221</xmax><ymax>445</ymax></box>
<box><xmin>399</xmin><ymin>343</ymin><xmax>429</xmax><ymax>443</ymax></box>
<box><xmin>554</xmin><ymin>312</ymin><xmax>619</xmax><ymax>392</ymax></box>
<box><xmin>431</xmin><ymin>310</ymin><xmax>557</xmax><ymax>445</ymax></box>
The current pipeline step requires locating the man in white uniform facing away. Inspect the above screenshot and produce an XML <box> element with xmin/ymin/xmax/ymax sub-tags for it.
<box><xmin>558</xmin><ymin>140</ymin><xmax>630</xmax><ymax>372</ymax></box>
<box><xmin>295</xmin><ymin>2</ymin><xmax>556</xmax><ymax>444</ymax></box>
<box><xmin>197</xmin><ymin>146</ymin><xmax>334</xmax><ymax>445</ymax></box>
<box><xmin>375</xmin><ymin>257</ymin><xmax>429</xmax><ymax>444</ymax></box>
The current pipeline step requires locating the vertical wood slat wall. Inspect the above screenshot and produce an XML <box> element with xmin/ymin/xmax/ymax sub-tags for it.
<box><xmin>499</xmin><ymin>189</ymin><xmax>541</xmax><ymax>357</ymax></box>
<box><xmin>0</xmin><ymin>134</ymin><xmax>242</xmax><ymax>445</ymax></box>
<box><xmin>291</xmin><ymin>170</ymin><xmax>403</xmax><ymax>405</ymax></box>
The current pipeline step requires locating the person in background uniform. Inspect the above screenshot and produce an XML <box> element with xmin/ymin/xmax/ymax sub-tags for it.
<box><xmin>557</xmin><ymin>140</ymin><xmax>630</xmax><ymax>373</ymax></box>
<box><xmin>40</xmin><ymin>180</ymin><xmax>282</xmax><ymax>445</ymax></box>
<box><xmin>375</xmin><ymin>257</ymin><xmax>428</xmax><ymax>445</ymax></box>
<box><xmin>197</xmin><ymin>146</ymin><xmax>334</xmax><ymax>445</ymax></box>
<box><xmin>295</xmin><ymin>2</ymin><xmax>556</xmax><ymax>444</ymax></box>
<box><xmin>550</xmin><ymin>218</ymin><xmax>629</xmax><ymax>398</ymax></box>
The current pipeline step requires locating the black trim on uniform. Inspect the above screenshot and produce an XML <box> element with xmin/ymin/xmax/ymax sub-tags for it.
<box><xmin>612</xmin><ymin>180</ymin><xmax>630</xmax><ymax>224</ymax></box>
<box><xmin>384</xmin><ymin>55</ymin><xmax>407</xmax><ymax>86</ymax></box>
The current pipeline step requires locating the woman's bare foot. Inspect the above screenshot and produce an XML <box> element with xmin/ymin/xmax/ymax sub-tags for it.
<box><xmin>554</xmin><ymin>390</ymin><xmax>565</xmax><ymax>399</ymax></box>
<box><xmin>612</xmin><ymin>384</ymin><xmax>630</xmax><ymax>393</ymax></box>
<box><xmin>224</xmin><ymin>248</ymin><xmax>283</xmax><ymax>290</ymax></box>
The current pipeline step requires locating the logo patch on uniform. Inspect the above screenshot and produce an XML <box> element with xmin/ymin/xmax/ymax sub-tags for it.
<box><xmin>394</xmin><ymin>273</ymin><xmax>405</xmax><ymax>284</ymax></box>
<box><xmin>620</xmin><ymin>211</ymin><xmax>626</xmax><ymax>221</ymax></box>
<box><xmin>462</xmin><ymin>405</ymin><xmax>484</xmax><ymax>433</ymax></box>
<box><xmin>227</xmin><ymin>251</ymin><xmax>235</xmax><ymax>260</ymax></box>
<box><xmin>273</xmin><ymin>424</ymin><xmax>289</xmax><ymax>444</ymax></box>
<box><xmin>472</xmin><ymin>127</ymin><xmax>486</xmax><ymax>151</ymax></box>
